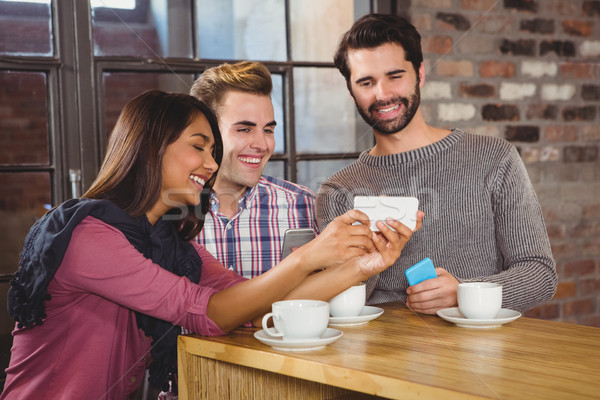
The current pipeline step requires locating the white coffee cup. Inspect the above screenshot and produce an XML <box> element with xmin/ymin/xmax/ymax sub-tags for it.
<box><xmin>457</xmin><ymin>282</ymin><xmax>502</xmax><ymax>319</ymax></box>
<box><xmin>328</xmin><ymin>283</ymin><xmax>366</xmax><ymax>318</ymax></box>
<box><xmin>261</xmin><ymin>300</ymin><xmax>329</xmax><ymax>341</ymax></box>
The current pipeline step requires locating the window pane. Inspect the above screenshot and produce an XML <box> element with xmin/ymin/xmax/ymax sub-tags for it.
<box><xmin>0</xmin><ymin>0</ymin><xmax>53</xmax><ymax>56</ymax></box>
<box><xmin>0</xmin><ymin>70</ymin><xmax>49</xmax><ymax>165</ymax></box>
<box><xmin>289</xmin><ymin>0</ymin><xmax>370</xmax><ymax>62</ymax></box>
<box><xmin>92</xmin><ymin>0</ymin><xmax>192</xmax><ymax>58</ymax></box>
<box><xmin>0</xmin><ymin>280</ymin><xmax>13</xmax><ymax>384</ymax></box>
<box><xmin>0</xmin><ymin>172</ymin><xmax>52</xmax><ymax>275</ymax></box>
<box><xmin>263</xmin><ymin>160</ymin><xmax>285</xmax><ymax>181</ymax></box>
<box><xmin>271</xmin><ymin>73</ymin><xmax>284</xmax><ymax>154</ymax></box>
<box><xmin>0</xmin><ymin>171</ymin><xmax>51</xmax><ymax>382</ymax></box>
<box><xmin>297</xmin><ymin>159</ymin><xmax>357</xmax><ymax>194</ymax></box>
<box><xmin>102</xmin><ymin>72</ymin><xmax>195</xmax><ymax>138</ymax></box>
<box><xmin>195</xmin><ymin>0</ymin><xmax>286</xmax><ymax>61</ymax></box>
<box><xmin>293</xmin><ymin>67</ymin><xmax>371</xmax><ymax>154</ymax></box>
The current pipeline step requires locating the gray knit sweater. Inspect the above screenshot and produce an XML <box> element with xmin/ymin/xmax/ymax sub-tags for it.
<box><xmin>316</xmin><ymin>129</ymin><xmax>557</xmax><ymax>312</ymax></box>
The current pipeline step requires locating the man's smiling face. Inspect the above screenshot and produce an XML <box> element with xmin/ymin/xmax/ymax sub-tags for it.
<box><xmin>215</xmin><ymin>90</ymin><xmax>276</xmax><ymax>195</ymax></box>
<box><xmin>347</xmin><ymin>42</ymin><xmax>423</xmax><ymax>135</ymax></box>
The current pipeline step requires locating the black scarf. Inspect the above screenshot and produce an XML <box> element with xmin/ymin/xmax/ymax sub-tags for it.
<box><xmin>8</xmin><ymin>198</ymin><xmax>202</xmax><ymax>391</ymax></box>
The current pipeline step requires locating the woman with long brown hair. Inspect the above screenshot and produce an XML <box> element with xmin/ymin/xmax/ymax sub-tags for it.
<box><xmin>2</xmin><ymin>90</ymin><xmax>419</xmax><ymax>399</ymax></box>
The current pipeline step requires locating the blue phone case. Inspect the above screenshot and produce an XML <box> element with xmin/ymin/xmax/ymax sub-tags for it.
<box><xmin>405</xmin><ymin>258</ymin><xmax>437</xmax><ymax>286</ymax></box>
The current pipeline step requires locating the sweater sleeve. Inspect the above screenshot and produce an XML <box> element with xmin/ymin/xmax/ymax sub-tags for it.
<box><xmin>56</xmin><ymin>217</ymin><xmax>246</xmax><ymax>336</ymax></box>
<box><xmin>466</xmin><ymin>146</ymin><xmax>557</xmax><ymax>311</ymax></box>
<box><xmin>316</xmin><ymin>176</ymin><xmax>382</xmax><ymax>299</ymax></box>
<box><xmin>316</xmin><ymin>179</ymin><xmax>353</xmax><ymax>231</ymax></box>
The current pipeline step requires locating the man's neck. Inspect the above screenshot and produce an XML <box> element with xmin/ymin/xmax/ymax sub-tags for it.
<box><xmin>212</xmin><ymin>180</ymin><xmax>249</xmax><ymax>219</ymax></box>
<box><xmin>369</xmin><ymin>111</ymin><xmax>450</xmax><ymax>155</ymax></box>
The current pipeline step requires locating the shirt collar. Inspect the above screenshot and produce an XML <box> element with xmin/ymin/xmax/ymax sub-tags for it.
<box><xmin>209</xmin><ymin>182</ymin><xmax>260</xmax><ymax>213</ymax></box>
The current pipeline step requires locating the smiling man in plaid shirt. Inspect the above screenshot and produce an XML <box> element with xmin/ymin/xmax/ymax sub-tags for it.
<box><xmin>190</xmin><ymin>61</ymin><xmax>318</xmax><ymax>278</ymax></box>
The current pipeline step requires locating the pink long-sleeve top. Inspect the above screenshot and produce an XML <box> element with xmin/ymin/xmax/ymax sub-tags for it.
<box><xmin>1</xmin><ymin>216</ymin><xmax>247</xmax><ymax>400</ymax></box>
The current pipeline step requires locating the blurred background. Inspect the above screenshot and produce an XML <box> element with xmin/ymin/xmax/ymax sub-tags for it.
<box><xmin>0</xmin><ymin>0</ymin><xmax>599</xmax><ymax>388</ymax></box>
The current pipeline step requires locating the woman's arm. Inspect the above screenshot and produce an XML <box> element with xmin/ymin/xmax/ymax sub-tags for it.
<box><xmin>205</xmin><ymin>210</ymin><xmax>371</xmax><ymax>331</ymax></box>
<box><xmin>209</xmin><ymin>214</ymin><xmax>422</xmax><ymax>331</ymax></box>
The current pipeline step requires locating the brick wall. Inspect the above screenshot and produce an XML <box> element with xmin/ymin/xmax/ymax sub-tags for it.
<box><xmin>410</xmin><ymin>0</ymin><xmax>600</xmax><ymax>326</ymax></box>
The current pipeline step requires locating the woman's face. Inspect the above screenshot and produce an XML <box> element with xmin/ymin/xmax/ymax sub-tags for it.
<box><xmin>146</xmin><ymin>113</ymin><xmax>218</xmax><ymax>225</ymax></box>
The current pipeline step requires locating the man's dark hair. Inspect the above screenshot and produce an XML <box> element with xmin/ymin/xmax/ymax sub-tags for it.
<box><xmin>334</xmin><ymin>14</ymin><xmax>423</xmax><ymax>84</ymax></box>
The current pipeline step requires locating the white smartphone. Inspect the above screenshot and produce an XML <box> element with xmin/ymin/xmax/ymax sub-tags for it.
<box><xmin>281</xmin><ymin>228</ymin><xmax>316</xmax><ymax>259</ymax></box>
<box><xmin>353</xmin><ymin>196</ymin><xmax>419</xmax><ymax>231</ymax></box>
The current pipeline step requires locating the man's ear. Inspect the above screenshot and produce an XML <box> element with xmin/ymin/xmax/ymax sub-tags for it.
<box><xmin>346</xmin><ymin>81</ymin><xmax>356</xmax><ymax>100</ymax></box>
<box><xmin>418</xmin><ymin>63</ymin><xmax>425</xmax><ymax>88</ymax></box>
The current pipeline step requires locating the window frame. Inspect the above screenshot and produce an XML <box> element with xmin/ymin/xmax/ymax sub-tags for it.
<box><xmin>1</xmin><ymin>0</ymin><xmax>397</xmax><ymax>201</ymax></box>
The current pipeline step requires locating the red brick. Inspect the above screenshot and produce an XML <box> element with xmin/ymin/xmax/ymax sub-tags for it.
<box><xmin>563</xmin><ymin>107</ymin><xmax>597</xmax><ymax>122</ymax></box>
<box><xmin>436</xmin><ymin>60</ymin><xmax>473</xmax><ymax>76</ymax></box>
<box><xmin>551</xmin><ymin>243</ymin><xmax>580</xmax><ymax>258</ymax></box>
<box><xmin>526</xmin><ymin>105</ymin><xmax>558</xmax><ymax>120</ymax></box>
<box><xmin>582</xmin><ymin>203</ymin><xmax>600</xmax><ymax>219</ymax></box>
<box><xmin>562</xmin><ymin>299</ymin><xmax>595</xmax><ymax>317</ymax></box>
<box><xmin>562</xmin><ymin>20</ymin><xmax>594</xmax><ymax>37</ymax></box>
<box><xmin>524</xmin><ymin>303</ymin><xmax>560</xmax><ymax>319</ymax></box>
<box><xmin>574</xmin><ymin>222</ymin><xmax>600</xmax><ymax>239</ymax></box>
<box><xmin>563</xmin><ymin>145</ymin><xmax>599</xmax><ymax>162</ymax></box>
<box><xmin>564</xmin><ymin>260</ymin><xmax>595</xmax><ymax>277</ymax></box>
<box><xmin>457</xmin><ymin>36</ymin><xmax>496</xmax><ymax>54</ymax></box>
<box><xmin>582</xmin><ymin>85</ymin><xmax>600</xmax><ymax>101</ymax></box>
<box><xmin>460</xmin><ymin>0</ymin><xmax>499</xmax><ymax>10</ymax></box>
<box><xmin>482</xmin><ymin>104</ymin><xmax>519</xmax><ymax>121</ymax></box>
<box><xmin>546</xmin><ymin>223</ymin><xmax>566</xmax><ymax>240</ymax></box>
<box><xmin>583</xmin><ymin>1</ymin><xmax>600</xmax><ymax>17</ymax></box>
<box><xmin>582</xmin><ymin>239</ymin><xmax>600</xmax><ymax>256</ymax></box>
<box><xmin>413</xmin><ymin>0</ymin><xmax>452</xmax><ymax>7</ymax></box>
<box><xmin>578</xmin><ymin>164</ymin><xmax>600</xmax><ymax>182</ymax></box>
<box><xmin>579</xmin><ymin>315</ymin><xmax>600</xmax><ymax>328</ymax></box>
<box><xmin>479</xmin><ymin>61</ymin><xmax>515</xmax><ymax>78</ymax></box>
<box><xmin>546</xmin><ymin>0</ymin><xmax>579</xmax><ymax>15</ymax></box>
<box><xmin>459</xmin><ymin>83</ymin><xmax>495</xmax><ymax>97</ymax></box>
<box><xmin>554</xmin><ymin>281</ymin><xmax>576</xmax><ymax>299</ymax></box>
<box><xmin>560</xmin><ymin>62</ymin><xmax>595</xmax><ymax>79</ymax></box>
<box><xmin>412</xmin><ymin>13</ymin><xmax>432</xmax><ymax>31</ymax></box>
<box><xmin>436</xmin><ymin>13</ymin><xmax>471</xmax><ymax>31</ymax></box>
<box><xmin>474</xmin><ymin>15</ymin><xmax>514</xmax><ymax>34</ymax></box>
<box><xmin>422</xmin><ymin>36</ymin><xmax>453</xmax><ymax>54</ymax></box>
<box><xmin>545</xmin><ymin>126</ymin><xmax>579</xmax><ymax>142</ymax></box>
<box><xmin>541</xmin><ymin>41</ymin><xmax>576</xmax><ymax>57</ymax></box>
<box><xmin>521</xmin><ymin>18</ymin><xmax>554</xmax><ymax>34</ymax></box>
<box><xmin>505</xmin><ymin>126</ymin><xmax>539</xmax><ymax>142</ymax></box>
<box><xmin>501</xmin><ymin>39</ymin><xmax>536</xmax><ymax>56</ymax></box>
<box><xmin>582</xmin><ymin>125</ymin><xmax>600</xmax><ymax>142</ymax></box>
<box><xmin>579</xmin><ymin>278</ymin><xmax>600</xmax><ymax>296</ymax></box>
<box><xmin>504</xmin><ymin>0</ymin><xmax>538</xmax><ymax>12</ymax></box>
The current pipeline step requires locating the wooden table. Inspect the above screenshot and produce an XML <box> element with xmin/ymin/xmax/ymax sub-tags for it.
<box><xmin>178</xmin><ymin>302</ymin><xmax>600</xmax><ymax>399</ymax></box>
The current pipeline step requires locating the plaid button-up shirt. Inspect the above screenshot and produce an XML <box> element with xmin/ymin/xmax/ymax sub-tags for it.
<box><xmin>196</xmin><ymin>175</ymin><xmax>318</xmax><ymax>278</ymax></box>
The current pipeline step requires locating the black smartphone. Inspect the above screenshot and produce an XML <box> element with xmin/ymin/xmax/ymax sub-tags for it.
<box><xmin>281</xmin><ymin>228</ymin><xmax>316</xmax><ymax>259</ymax></box>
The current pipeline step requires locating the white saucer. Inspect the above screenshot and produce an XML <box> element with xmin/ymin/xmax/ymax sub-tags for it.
<box><xmin>254</xmin><ymin>328</ymin><xmax>343</xmax><ymax>351</ymax></box>
<box><xmin>436</xmin><ymin>307</ymin><xmax>521</xmax><ymax>329</ymax></box>
<box><xmin>328</xmin><ymin>306</ymin><xmax>384</xmax><ymax>326</ymax></box>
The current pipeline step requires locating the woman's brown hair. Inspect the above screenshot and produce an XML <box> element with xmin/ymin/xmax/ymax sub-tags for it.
<box><xmin>83</xmin><ymin>90</ymin><xmax>223</xmax><ymax>240</ymax></box>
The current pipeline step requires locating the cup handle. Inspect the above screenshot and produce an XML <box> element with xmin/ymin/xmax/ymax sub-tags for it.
<box><xmin>261</xmin><ymin>313</ymin><xmax>283</xmax><ymax>337</ymax></box>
